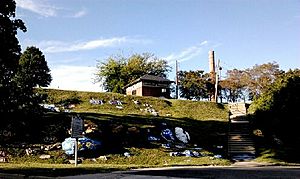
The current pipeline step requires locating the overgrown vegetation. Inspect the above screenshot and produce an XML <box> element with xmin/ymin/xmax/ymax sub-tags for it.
<box><xmin>250</xmin><ymin>69</ymin><xmax>300</xmax><ymax>162</ymax></box>
<box><xmin>0</xmin><ymin>1</ymin><xmax>52</xmax><ymax>147</ymax></box>
<box><xmin>95</xmin><ymin>53</ymin><xmax>171</xmax><ymax>93</ymax></box>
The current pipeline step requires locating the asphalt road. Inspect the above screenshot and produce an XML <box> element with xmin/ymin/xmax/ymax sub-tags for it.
<box><xmin>59</xmin><ymin>166</ymin><xmax>300</xmax><ymax>179</ymax></box>
<box><xmin>1</xmin><ymin>163</ymin><xmax>300</xmax><ymax>179</ymax></box>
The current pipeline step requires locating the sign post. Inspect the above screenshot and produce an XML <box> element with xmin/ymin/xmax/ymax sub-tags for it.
<box><xmin>74</xmin><ymin>137</ymin><xmax>78</xmax><ymax>166</ymax></box>
<box><xmin>71</xmin><ymin>116</ymin><xmax>84</xmax><ymax>167</ymax></box>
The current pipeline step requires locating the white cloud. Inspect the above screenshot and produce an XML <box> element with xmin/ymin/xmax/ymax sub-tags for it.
<box><xmin>16</xmin><ymin>0</ymin><xmax>58</xmax><ymax>17</ymax></box>
<box><xmin>49</xmin><ymin>65</ymin><xmax>103</xmax><ymax>92</ymax></box>
<box><xmin>164</xmin><ymin>40</ymin><xmax>208</xmax><ymax>64</ymax></box>
<box><xmin>72</xmin><ymin>9</ymin><xmax>87</xmax><ymax>18</ymax></box>
<box><xmin>37</xmin><ymin>37</ymin><xmax>151</xmax><ymax>53</ymax></box>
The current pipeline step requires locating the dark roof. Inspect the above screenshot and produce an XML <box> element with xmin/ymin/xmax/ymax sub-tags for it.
<box><xmin>139</xmin><ymin>74</ymin><xmax>171</xmax><ymax>82</ymax></box>
<box><xmin>124</xmin><ymin>74</ymin><xmax>174</xmax><ymax>89</ymax></box>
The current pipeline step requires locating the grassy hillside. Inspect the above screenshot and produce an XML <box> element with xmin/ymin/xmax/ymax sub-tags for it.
<box><xmin>43</xmin><ymin>88</ymin><xmax>228</xmax><ymax>120</ymax></box>
<box><xmin>0</xmin><ymin>89</ymin><xmax>231</xmax><ymax>177</ymax></box>
<box><xmin>41</xmin><ymin>89</ymin><xmax>229</xmax><ymax>146</ymax></box>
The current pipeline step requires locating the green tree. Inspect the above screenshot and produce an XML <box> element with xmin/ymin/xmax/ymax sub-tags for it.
<box><xmin>178</xmin><ymin>70</ymin><xmax>211</xmax><ymax>100</ymax></box>
<box><xmin>0</xmin><ymin>0</ymin><xmax>27</xmax><ymax>113</ymax></box>
<box><xmin>13</xmin><ymin>46</ymin><xmax>52</xmax><ymax>112</ymax></box>
<box><xmin>220</xmin><ymin>69</ymin><xmax>246</xmax><ymax>102</ymax></box>
<box><xmin>243</xmin><ymin>62</ymin><xmax>283</xmax><ymax>99</ymax></box>
<box><xmin>250</xmin><ymin>69</ymin><xmax>300</xmax><ymax>159</ymax></box>
<box><xmin>16</xmin><ymin>46</ymin><xmax>52</xmax><ymax>88</ymax></box>
<box><xmin>221</xmin><ymin>62</ymin><xmax>283</xmax><ymax>102</ymax></box>
<box><xmin>95</xmin><ymin>53</ymin><xmax>171</xmax><ymax>93</ymax></box>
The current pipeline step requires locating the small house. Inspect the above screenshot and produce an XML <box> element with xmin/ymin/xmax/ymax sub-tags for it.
<box><xmin>124</xmin><ymin>74</ymin><xmax>174</xmax><ymax>98</ymax></box>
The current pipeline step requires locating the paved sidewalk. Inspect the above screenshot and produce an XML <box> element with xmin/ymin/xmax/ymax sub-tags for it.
<box><xmin>230</xmin><ymin>161</ymin><xmax>277</xmax><ymax>167</ymax></box>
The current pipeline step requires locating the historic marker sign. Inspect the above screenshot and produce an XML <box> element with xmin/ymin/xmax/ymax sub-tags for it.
<box><xmin>71</xmin><ymin>116</ymin><xmax>84</xmax><ymax>166</ymax></box>
<box><xmin>71</xmin><ymin>116</ymin><xmax>84</xmax><ymax>138</ymax></box>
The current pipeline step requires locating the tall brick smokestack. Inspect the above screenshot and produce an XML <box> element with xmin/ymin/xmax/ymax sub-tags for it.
<box><xmin>209</xmin><ymin>50</ymin><xmax>215</xmax><ymax>74</ymax></box>
<box><xmin>209</xmin><ymin>50</ymin><xmax>216</xmax><ymax>102</ymax></box>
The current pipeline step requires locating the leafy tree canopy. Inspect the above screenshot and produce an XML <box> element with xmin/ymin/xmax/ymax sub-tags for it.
<box><xmin>0</xmin><ymin>0</ymin><xmax>54</xmax><ymax>143</ymax></box>
<box><xmin>243</xmin><ymin>62</ymin><xmax>283</xmax><ymax>99</ymax></box>
<box><xmin>220</xmin><ymin>69</ymin><xmax>245</xmax><ymax>102</ymax></box>
<box><xmin>249</xmin><ymin>69</ymin><xmax>300</xmax><ymax>151</ymax></box>
<box><xmin>0</xmin><ymin>0</ymin><xmax>26</xmax><ymax>113</ymax></box>
<box><xmin>16</xmin><ymin>46</ymin><xmax>52</xmax><ymax>88</ymax></box>
<box><xmin>178</xmin><ymin>70</ymin><xmax>211</xmax><ymax>100</ymax></box>
<box><xmin>95</xmin><ymin>53</ymin><xmax>171</xmax><ymax>93</ymax></box>
<box><xmin>220</xmin><ymin>62</ymin><xmax>283</xmax><ymax>102</ymax></box>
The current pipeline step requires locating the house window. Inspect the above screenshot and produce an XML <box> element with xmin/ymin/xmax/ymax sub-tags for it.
<box><xmin>132</xmin><ymin>90</ymin><xmax>136</xmax><ymax>95</ymax></box>
<box><xmin>161</xmin><ymin>88</ymin><xmax>166</xmax><ymax>93</ymax></box>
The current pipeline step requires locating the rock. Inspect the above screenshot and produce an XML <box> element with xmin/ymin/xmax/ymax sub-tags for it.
<box><xmin>42</xmin><ymin>142</ymin><xmax>61</xmax><ymax>151</ymax></box>
<box><xmin>151</xmin><ymin>111</ymin><xmax>159</xmax><ymax>116</ymax></box>
<box><xmin>98</xmin><ymin>156</ymin><xmax>108</xmax><ymax>160</ymax></box>
<box><xmin>124</xmin><ymin>152</ymin><xmax>131</xmax><ymax>157</ymax></box>
<box><xmin>69</xmin><ymin>159</ymin><xmax>82</xmax><ymax>164</ymax></box>
<box><xmin>85</xmin><ymin>128</ymin><xmax>93</xmax><ymax>134</ymax></box>
<box><xmin>175</xmin><ymin>127</ymin><xmax>190</xmax><ymax>144</ymax></box>
<box><xmin>0</xmin><ymin>150</ymin><xmax>7</xmax><ymax>157</ymax></box>
<box><xmin>133</xmin><ymin>100</ymin><xmax>140</xmax><ymax>105</ymax></box>
<box><xmin>25</xmin><ymin>148</ymin><xmax>33</xmax><ymax>155</ymax></box>
<box><xmin>0</xmin><ymin>157</ymin><xmax>8</xmax><ymax>163</ymax></box>
<box><xmin>116</xmin><ymin>106</ymin><xmax>123</xmax><ymax>109</ymax></box>
<box><xmin>112</xmin><ymin>125</ymin><xmax>124</xmax><ymax>133</ymax></box>
<box><xmin>128</xmin><ymin>126</ymin><xmax>139</xmax><ymax>133</ymax></box>
<box><xmin>39</xmin><ymin>154</ymin><xmax>51</xmax><ymax>159</ymax></box>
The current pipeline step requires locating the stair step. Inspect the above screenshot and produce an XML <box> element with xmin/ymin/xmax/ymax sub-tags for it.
<box><xmin>229</xmin><ymin>147</ymin><xmax>255</xmax><ymax>150</ymax></box>
<box><xmin>227</xmin><ymin>102</ymin><xmax>255</xmax><ymax>160</ymax></box>
<box><xmin>231</xmin><ymin>155</ymin><xmax>255</xmax><ymax>161</ymax></box>
<box><xmin>228</xmin><ymin>138</ymin><xmax>253</xmax><ymax>140</ymax></box>
<box><xmin>229</xmin><ymin>140</ymin><xmax>253</xmax><ymax>142</ymax></box>
<box><xmin>228</xmin><ymin>146</ymin><xmax>255</xmax><ymax>150</ymax></box>
<box><xmin>229</xmin><ymin>137</ymin><xmax>252</xmax><ymax>139</ymax></box>
<box><xmin>229</xmin><ymin>135</ymin><xmax>252</xmax><ymax>138</ymax></box>
<box><xmin>229</xmin><ymin>150</ymin><xmax>256</xmax><ymax>153</ymax></box>
<box><xmin>229</xmin><ymin>138</ymin><xmax>253</xmax><ymax>141</ymax></box>
<box><xmin>228</xmin><ymin>135</ymin><xmax>251</xmax><ymax>137</ymax></box>
<box><xmin>229</xmin><ymin>149</ymin><xmax>255</xmax><ymax>152</ymax></box>
<box><xmin>229</xmin><ymin>135</ymin><xmax>252</xmax><ymax>137</ymax></box>
<box><xmin>228</xmin><ymin>143</ymin><xmax>255</xmax><ymax>145</ymax></box>
<box><xmin>229</xmin><ymin>137</ymin><xmax>252</xmax><ymax>141</ymax></box>
<box><xmin>228</xmin><ymin>145</ymin><xmax>255</xmax><ymax>148</ymax></box>
<box><xmin>229</xmin><ymin>142</ymin><xmax>253</xmax><ymax>144</ymax></box>
<box><xmin>229</xmin><ymin>151</ymin><xmax>255</xmax><ymax>154</ymax></box>
<box><xmin>229</xmin><ymin>151</ymin><xmax>256</xmax><ymax>154</ymax></box>
<box><xmin>230</xmin><ymin>120</ymin><xmax>249</xmax><ymax>124</ymax></box>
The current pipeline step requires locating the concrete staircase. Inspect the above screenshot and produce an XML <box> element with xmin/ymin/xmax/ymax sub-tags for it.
<box><xmin>228</xmin><ymin>103</ymin><xmax>256</xmax><ymax>161</ymax></box>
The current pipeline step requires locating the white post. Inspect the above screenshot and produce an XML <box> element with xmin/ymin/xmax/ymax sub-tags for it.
<box><xmin>214</xmin><ymin>59</ymin><xmax>220</xmax><ymax>103</ymax></box>
<box><xmin>74</xmin><ymin>138</ymin><xmax>78</xmax><ymax>166</ymax></box>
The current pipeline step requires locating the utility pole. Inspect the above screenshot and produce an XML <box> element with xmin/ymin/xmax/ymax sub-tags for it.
<box><xmin>214</xmin><ymin>59</ymin><xmax>220</xmax><ymax>103</ymax></box>
<box><xmin>175</xmin><ymin>60</ymin><xmax>179</xmax><ymax>99</ymax></box>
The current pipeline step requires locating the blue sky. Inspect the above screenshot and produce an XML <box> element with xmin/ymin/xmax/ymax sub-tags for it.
<box><xmin>15</xmin><ymin>0</ymin><xmax>300</xmax><ymax>92</ymax></box>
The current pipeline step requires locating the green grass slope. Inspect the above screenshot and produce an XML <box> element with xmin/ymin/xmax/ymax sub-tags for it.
<box><xmin>41</xmin><ymin>88</ymin><xmax>229</xmax><ymax>149</ymax></box>
<box><xmin>0</xmin><ymin>89</ymin><xmax>231</xmax><ymax>177</ymax></box>
<box><xmin>43</xmin><ymin>88</ymin><xmax>228</xmax><ymax>120</ymax></box>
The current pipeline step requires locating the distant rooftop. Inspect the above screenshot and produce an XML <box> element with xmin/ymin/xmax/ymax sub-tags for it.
<box><xmin>139</xmin><ymin>74</ymin><xmax>171</xmax><ymax>82</ymax></box>
<box><xmin>124</xmin><ymin>74</ymin><xmax>174</xmax><ymax>89</ymax></box>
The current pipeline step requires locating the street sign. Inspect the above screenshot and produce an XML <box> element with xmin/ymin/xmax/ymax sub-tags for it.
<box><xmin>71</xmin><ymin>116</ymin><xmax>84</xmax><ymax>138</ymax></box>
<box><xmin>71</xmin><ymin>116</ymin><xmax>84</xmax><ymax>166</ymax></box>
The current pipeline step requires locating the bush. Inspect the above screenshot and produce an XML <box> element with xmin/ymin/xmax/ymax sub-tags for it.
<box><xmin>250</xmin><ymin>69</ymin><xmax>300</xmax><ymax>159</ymax></box>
